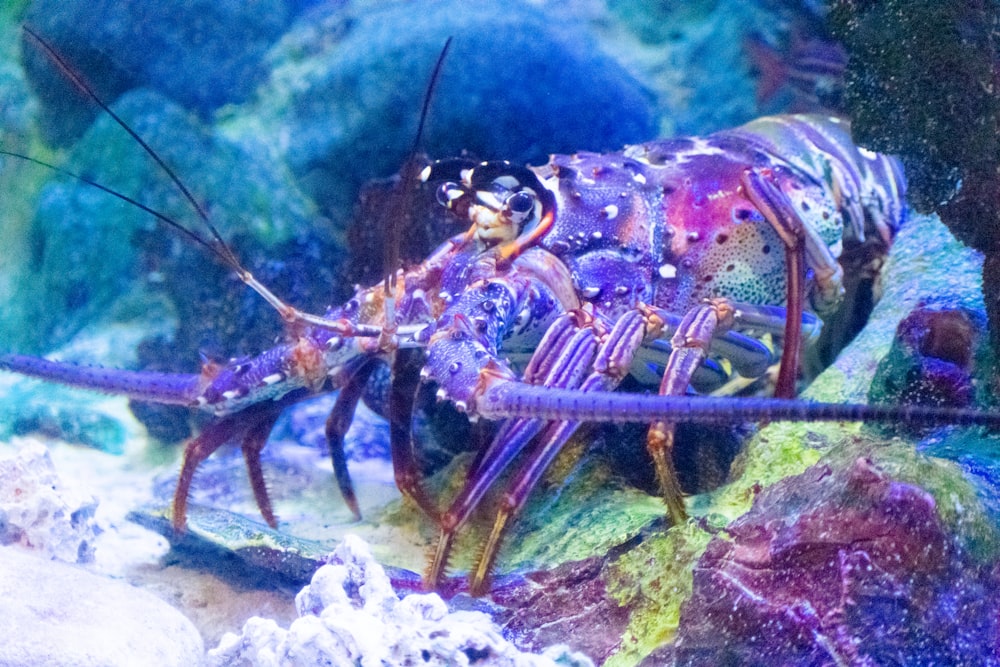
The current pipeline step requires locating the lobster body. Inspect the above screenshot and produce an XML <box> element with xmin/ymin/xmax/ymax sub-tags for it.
<box><xmin>422</xmin><ymin>114</ymin><xmax>905</xmax><ymax>408</ymax></box>
<box><xmin>2</xmin><ymin>113</ymin><xmax>916</xmax><ymax>593</ymax></box>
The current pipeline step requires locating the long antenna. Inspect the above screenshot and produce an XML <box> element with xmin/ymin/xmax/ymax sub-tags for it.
<box><xmin>0</xmin><ymin>149</ymin><xmax>228</xmax><ymax>258</ymax></box>
<box><xmin>22</xmin><ymin>26</ymin><xmax>239</xmax><ymax>269</ymax></box>
<box><xmin>17</xmin><ymin>26</ymin><xmax>379</xmax><ymax>338</ymax></box>
<box><xmin>380</xmin><ymin>37</ymin><xmax>453</xmax><ymax>347</ymax></box>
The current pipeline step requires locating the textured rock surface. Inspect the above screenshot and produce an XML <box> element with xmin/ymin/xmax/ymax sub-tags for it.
<box><xmin>208</xmin><ymin>534</ymin><xmax>594</xmax><ymax>667</ymax></box>
<box><xmin>235</xmin><ymin>0</ymin><xmax>657</xmax><ymax>218</ymax></box>
<box><xmin>0</xmin><ymin>546</ymin><xmax>204</xmax><ymax>667</ymax></box>
<box><xmin>673</xmin><ymin>457</ymin><xmax>1000</xmax><ymax>666</ymax></box>
<box><xmin>0</xmin><ymin>440</ymin><xmax>99</xmax><ymax>562</ymax></box>
<box><xmin>869</xmin><ymin>304</ymin><xmax>988</xmax><ymax>410</ymax></box>
<box><xmin>22</xmin><ymin>0</ymin><xmax>293</xmax><ymax>145</ymax></box>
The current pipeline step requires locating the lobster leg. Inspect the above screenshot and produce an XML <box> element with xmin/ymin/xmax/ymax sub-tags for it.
<box><xmin>465</xmin><ymin>308</ymin><xmax>655</xmax><ymax>594</ymax></box>
<box><xmin>425</xmin><ymin>311</ymin><xmax>601</xmax><ymax>588</ymax></box>
<box><xmin>172</xmin><ymin>388</ymin><xmax>309</xmax><ymax>531</ymax></box>
<box><xmin>324</xmin><ymin>358</ymin><xmax>379</xmax><ymax>521</ymax></box>
<box><xmin>463</xmin><ymin>309</ymin><xmax>595</xmax><ymax>478</ymax></box>
<box><xmin>741</xmin><ymin>166</ymin><xmax>846</xmax><ymax>398</ymax></box>
<box><xmin>740</xmin><ymin>168</ymin><xmax>806</xmax><ymax>398</ymax></box>
<box><xmin>647</xmin><ymin>299</ymin><xmax>736</xmax><ymax>525</ymax></box>
<box><xmin>390</xmin><ymin>347</ymin><xmax>443</xmax><ymax>520</ymax></box>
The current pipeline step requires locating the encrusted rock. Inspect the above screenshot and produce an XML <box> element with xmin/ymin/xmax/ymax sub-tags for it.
<box><xmin>672</xmin><ymin>457</ymin><xmax>1000</xmax><ymax>666</ymax></box>
<box><xmin>0</xmin><ymin>440</ymin><xmax>99</xmax><ymax>562</ymax></box>
<box><xmin>22</xmin><ymin>0</ymin><xmax>293</xmax><ymax>145</ymax></box>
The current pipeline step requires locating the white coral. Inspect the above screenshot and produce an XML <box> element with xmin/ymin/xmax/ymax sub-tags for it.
<box><xmin>208</xmin><ymin>534</ymin><xmax>593</xmax><ymax>667</ymax></box>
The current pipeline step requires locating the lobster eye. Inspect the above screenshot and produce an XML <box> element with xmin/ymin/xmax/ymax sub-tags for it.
<box><xmin>436</xmin><ymin>182</ymin><xmax>467</xmax><ymax>209</ymax></box>
<box><xmin>506</xmin><ymin>190</ymin><xmax>535</xmax><ymax>215</ymax></box>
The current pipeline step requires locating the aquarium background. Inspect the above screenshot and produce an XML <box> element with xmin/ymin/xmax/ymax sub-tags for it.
<box><xmin>1</xmin><ymin>1</ymin><xmax>999</xmax><ymax>665</ymax></box>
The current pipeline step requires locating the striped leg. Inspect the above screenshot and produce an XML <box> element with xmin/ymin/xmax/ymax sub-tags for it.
<box><xmin>646</xmin><ymin>299</ymin><xmax>735</xmax><ymax>525</ymax></box>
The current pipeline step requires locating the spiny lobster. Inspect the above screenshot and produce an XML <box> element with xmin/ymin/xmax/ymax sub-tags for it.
<box><xmin>3</xmin><ymin>28</ymin><xmax>999</xmax><ymax>597</ymax></box>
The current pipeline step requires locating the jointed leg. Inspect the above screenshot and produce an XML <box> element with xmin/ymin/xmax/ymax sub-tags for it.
<box><xmin>647</xmin><ymin>299</ymin><xmax>735</xmax><ymax>525</ymax></box>
<box><xmin>741</xmin><ymin>166</ymin><xmax>844</xmax><ymax>398</ymax></box>
<box><xmin>324</xmin><ymin>358</ymin><xmax>379</xmax><ymax>521</ymax></box>
<box><xmin>425</xmin><ymin>311</ymin><xmax>601</xmax><ymax>589</ymax></box>
<box><xmin>465</xmin><ymin>308</ymin><xmax>656</xmax><ymax>594</ymax></box>
<box><xmin>390</xmin><ymin>347</ymin><xmax>441</xmax><ymax>520</ymax></box>
<box><xmin>172</xmin><ymin>389</ymin><xmax>308</xmax><ymax>531</ymax></box>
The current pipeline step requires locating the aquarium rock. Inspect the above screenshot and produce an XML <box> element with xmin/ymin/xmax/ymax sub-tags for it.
<box><xmin>208</xmin><ymin>534</ymin><xmax>594</xmax><ymax>667</ymax></box>
<box><xmin>243</xmin><ymin>0</ymin><xmax>656</xmax><ymax>219</ymax></box>
<box><xmin>0</xmin><ymin>545</ymin><xmax>203</xmax><ymax>667</ymax></box>
<box><xmin>22</xmin><ymin>0</ymin><xmax>293</xmax><ymax>145</ymax></box>
<box><xmin>0</xmin><ymin>440</ymin><xmax>99</xmax><ymax>563</ymax></box>
<box><xmin>672</xmin><ymin>457</ymin><xmax>1000</xmax><ymax>666</ymax></box>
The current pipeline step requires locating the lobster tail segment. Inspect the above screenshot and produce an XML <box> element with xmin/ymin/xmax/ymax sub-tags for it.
<box><xmin>0</xmin><ymin>354</ymin><xmax>202</xmax><ymax>406</ymax></box>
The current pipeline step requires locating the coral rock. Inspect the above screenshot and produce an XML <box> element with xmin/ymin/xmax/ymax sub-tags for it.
<box><xmin>208</xmin><ymin>534</ymin><xmax>595</xmax><ymax>667</ymax></box>
<box><xmin>673</xmin><ymin>457</ymin><xmax>1000</xmax><ymax>666</ymax></box>
<box><xmin>0</xmin><ymin>440</ymin><xmax>99</xmax><ymax>563</ymax></box>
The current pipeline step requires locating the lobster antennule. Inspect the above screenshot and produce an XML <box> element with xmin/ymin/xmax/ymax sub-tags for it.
<box><xmin>0</xmin><ymin>353</ymin><xmax>201</xmax><ymax>405</ymax></box>
<box><xmin>476</xmin><ymin>379</ymin><xmax>1000</xmax><ymax>429</ymax></box>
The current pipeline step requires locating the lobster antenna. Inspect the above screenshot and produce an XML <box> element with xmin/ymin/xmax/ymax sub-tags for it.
<box><xmin>17</xmin><ymin>25</ymin><xmax>378</xmax><ymax>337</ymax></box>
<box><xmin>21</xmin><ymin>25</ymin><xmax>242</xmax><ymax>272</ymax></box>
<box><xmin>0</xmin><ymin>149</ymin><xmax>227</xmax><ymax>256</ymax></box>
<box><xmin>381</xmin><ymin>36</ymin><xmax>453</xmax><ymax>341</ymax></box>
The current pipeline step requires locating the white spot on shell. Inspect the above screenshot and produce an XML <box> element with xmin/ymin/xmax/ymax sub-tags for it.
<box><xmin>602</xmin><ymin>204</ymin><xmax>619</xmax><ymax>220</ymax></box>
<box><xmin>261</xmin><ymin>373</ymin><xmax>283</xmax><ymax>385</ymax></box>
<box><xmin>632</xmin><ymin>172</ymin><xmax>647</xmax><ymax>185</ymax></box>
<box><xmin>419</xmin><ymin>164</ymin><xmax>432</xmax><ymax>182</ymax></box>
<box><xmin>658</xmin><ymin>263</ymin><xmax>678</xmax><ymax>279</ymax></box>
<box><xmin>436</xmin><ymin>388</ymin><xmax>447</xmax><ymax>401</ymax></box>
<box><xmin>581</xmin><ymin>286</ymin><xmax>601</xmax><ymax>299</ymax></box>
<box><xmin>222</xmin><ymin>390</ymin><xmax>240</xmax><ymax>400</ymax></box>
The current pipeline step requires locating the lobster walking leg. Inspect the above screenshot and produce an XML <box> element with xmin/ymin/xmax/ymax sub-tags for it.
<box><xmin>324</xmin><ymin>359</ymin><xmax>379</xmax><ymax>521</ymax></box>
<box><xmin>741</xmin><ymin>166</ymin><xmax>847</xmax><ymax>398</ymax></box>
<box><xmin>391</xmin><ymin>347</ymin><xmax>443</xmax><ymax>520</ymax></box>
<box><xmin>172</xmin><ymin>388</ymin><xmax>310</xmax><ymax>531</ymax></box>
<box><xmin>464</xmin><ymin>307</ymin><xmax>657</xmax><ymax>594</ymax></box>
<box><xmin>740</xmin><ymin>168</ymin><xmax>807</xmax><ymax>399</ymax></box>
<box><xmin>426</xmin><ymin>311</ymin><xmax>601</xmax><ymax>588</ymax></box>
<box><xmin>647</xmin><ymin>299</ymin><xmax>736</xmax><ymax>525</ymax></box>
